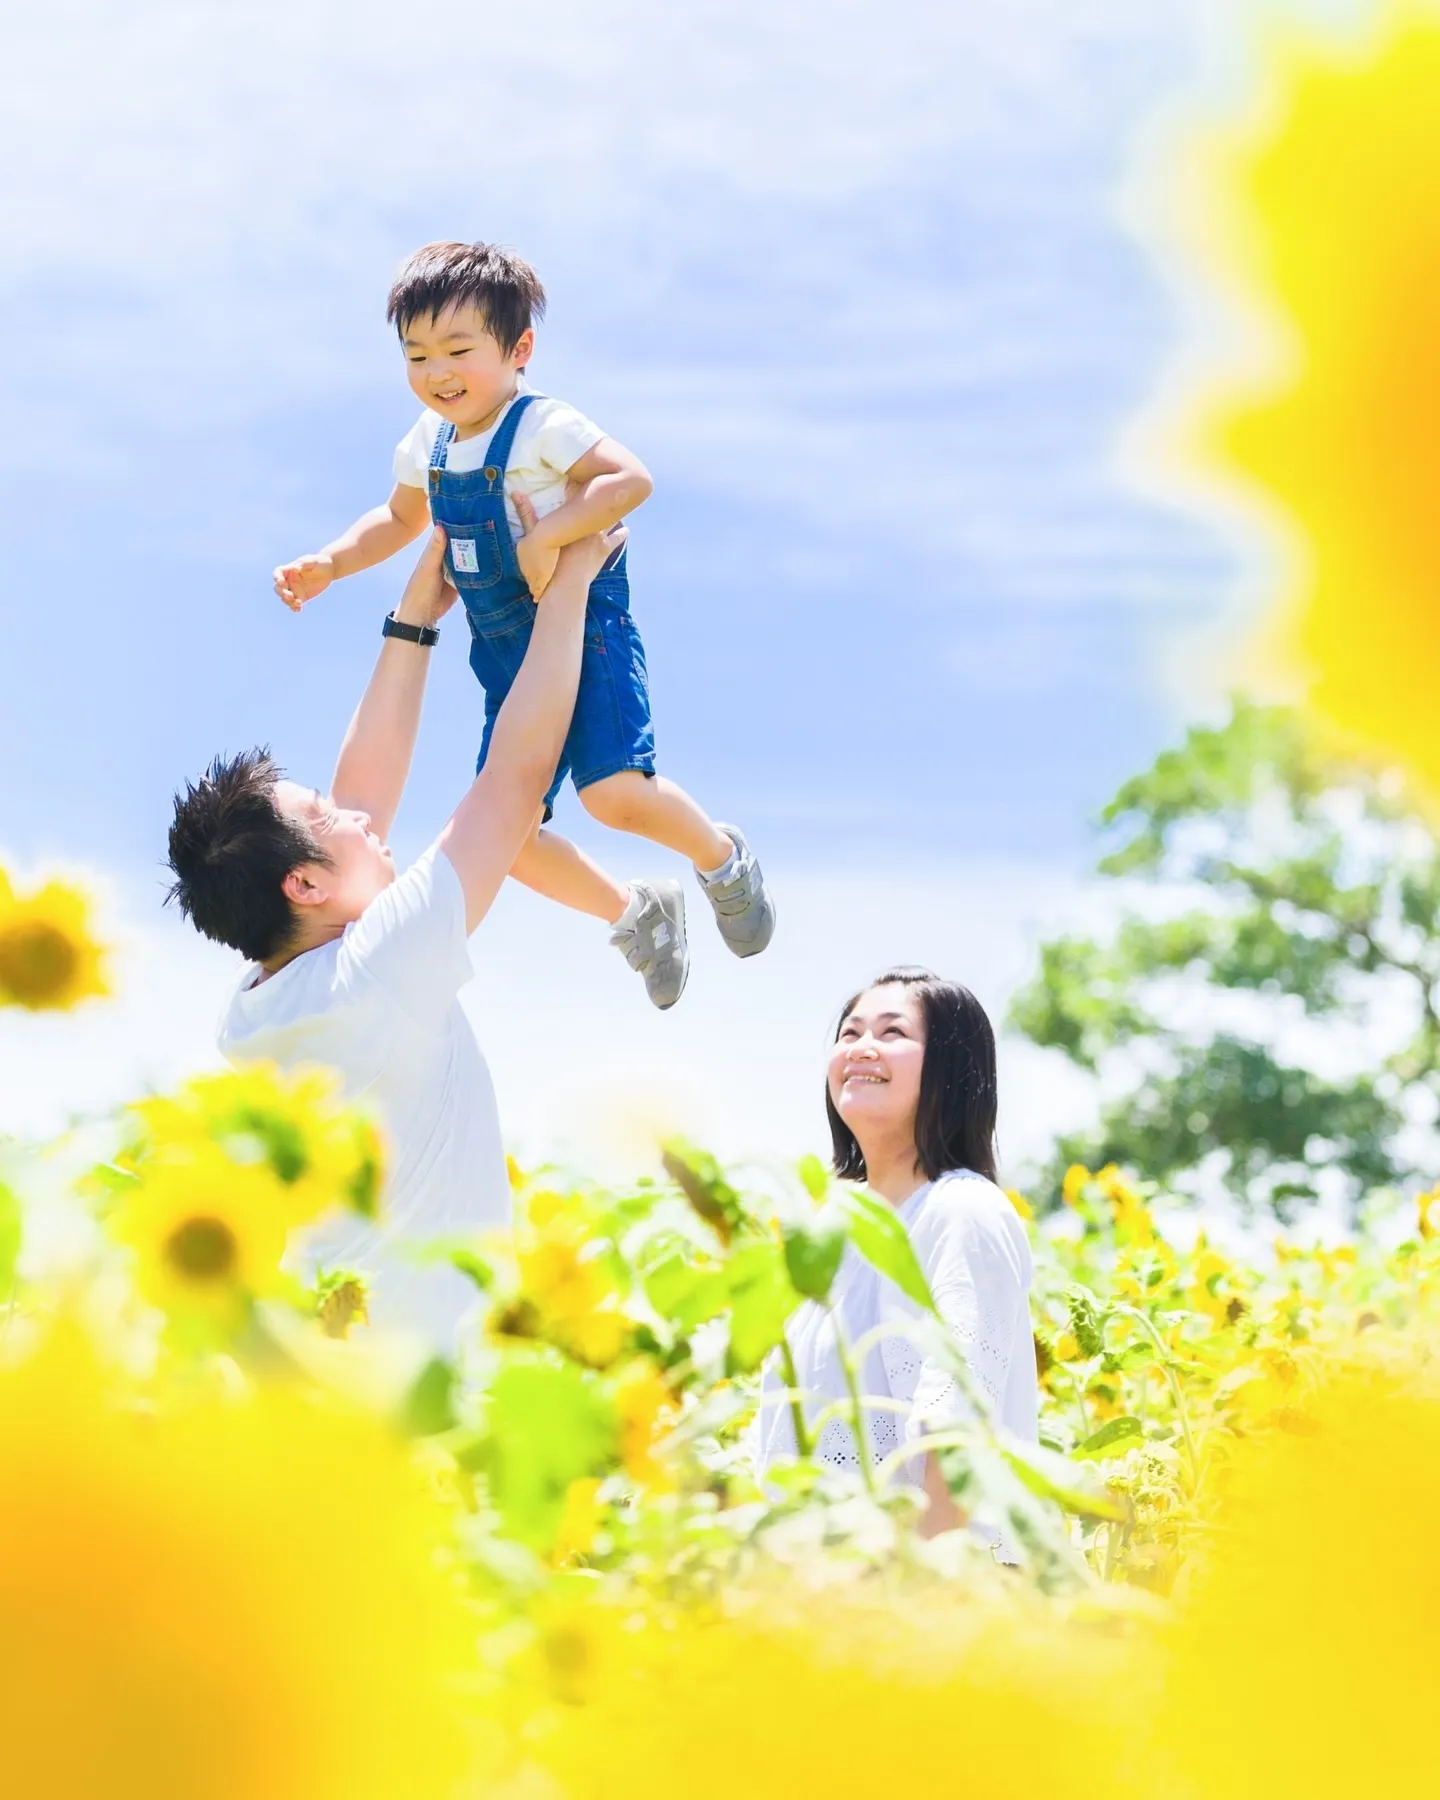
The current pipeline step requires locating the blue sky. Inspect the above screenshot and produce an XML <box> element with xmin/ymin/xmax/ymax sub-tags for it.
<box><xmin>0</xmin><ymin>0</ymin><xmax>1237</xmax><ymax>871</ymax></box>
<box><xmin>0</xmin><ymin>0</ymin><xmax>1368</xmax><ymax>1167</ymax></box>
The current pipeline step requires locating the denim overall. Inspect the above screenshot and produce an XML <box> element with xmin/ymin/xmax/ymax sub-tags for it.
<box><xmin>428</xmin><ymin>395</ymin><xmax>656</xmax><ymax>814</ymax></box>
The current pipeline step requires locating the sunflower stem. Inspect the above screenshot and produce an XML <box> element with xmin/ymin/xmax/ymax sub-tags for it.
<box><xmin>778</xmin><ymin>1340</ymin><xmax>813</xmax><ymax>1460</ymax></box>
<box><xmin>831</xmin><ymin>1310</ymin><xmax>877</xmax><ymax>1499</ymax></box>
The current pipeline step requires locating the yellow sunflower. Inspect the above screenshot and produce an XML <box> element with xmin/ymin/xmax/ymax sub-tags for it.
<box><xmin>1095</xmin><ymin>1165</ymin><xmax>1156</xmax><ymax>1247</ymax></box>
<box><xmin>611</xmin><ymin>1362</ymin><xmax>678</xmax><ymax>1493</ymax></box>
<box><xmin>510</xmin><ymin>1209</ymin><xmax>634</xmax><ymax>1370</ymax></box>
<box><xmin>1004</xmin><ymin>1187</ymin><xmax>1035</xmax><ymax>1221</ymax></box>
<box><xmin>1158</xmin><ymin>5</ymin><xmax>1440</xmax><ymax>804</ymax></box>
<box><xmin>109</xmin><ymin>1144</ymin><xmax>299</xmax><ymax>1323</ymax></box>
<box><xmin>1184</xmin><ymin>1237</ymin><xmax>1240</xmax><ymax>1325</ymax></box>
<box><xmin>131</xmin><ymin>1063</ymin><xmax>384</xmax><ymax>1226</ymax></box>
<box><xmin>550</xmin><ymin>1475</ymin><xmax>605</xmax><ymax>1566</ymax></box>
<box><xmin>1052</xmin><ymin>1329</ymin><xmax>1083</xmax><ymax>1364</ymax></box>
<box><xmin>0</xmin><ymin>874</ymin><xmax>108</xmax><ymax>1011</ymax></box>
<box><xmin>315</xmin><ymin>1271</ymin><xmax>370</xmax><ymax>1339</ymax></box>
<box><xmin>0</xmin><ymin>1331</ymin><xmax>477</xmax><ymax>1800</ymax></box>
<box><xmin>1061</xmin><ymin>1163</ymin><xmax>1090</xmax><ymax>1210</ymax></box>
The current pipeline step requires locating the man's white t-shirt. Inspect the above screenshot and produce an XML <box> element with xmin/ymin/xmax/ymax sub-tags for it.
<box><xmin>393</xmin><ymin>380</ymin><xmax>605</xmax><ymax>540</ymax></box>
<box><xmin>217</xmin><ymin>845</ymin><xmax>507</xmax><ymax>1349</ymax></box>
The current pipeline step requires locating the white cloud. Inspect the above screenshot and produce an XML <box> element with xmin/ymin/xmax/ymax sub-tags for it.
<box><xmin>0</xmin><ymin>1</ymin><xmax>1180</xmax><ymax>280</ymax></box>
<box><xmin>0</xmin><ymin>4</ymin><xmax>1202</xmax><ymax>472</ymax></box>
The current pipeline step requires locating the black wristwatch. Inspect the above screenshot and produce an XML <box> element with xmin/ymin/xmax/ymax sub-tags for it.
<box><xmin>382</xmin><ymin>611</ymin><xmax>440</xmax><ymax>646</ymax></box>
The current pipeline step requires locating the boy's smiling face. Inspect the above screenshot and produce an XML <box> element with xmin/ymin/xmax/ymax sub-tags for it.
<box><xmin>402</xmin><ymin>302</ymin><xmax>535</xmax><ymax>438</ymax></box>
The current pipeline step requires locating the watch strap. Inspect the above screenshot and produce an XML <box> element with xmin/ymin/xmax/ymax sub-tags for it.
<box><xmin>382</xmin><ymin>611</ymin><xmax>439</xmax><ymax>646</ymax></box>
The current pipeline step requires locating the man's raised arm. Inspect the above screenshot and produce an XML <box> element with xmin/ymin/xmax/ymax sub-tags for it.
<box><xmin>439</xmin><ymin>522</ymin><xmax>624</xmax><ymax>933</ymax></box>
<box><xmin>330</xmin><ymin>527</ymin><xmax>456</xmax><ymax>840</ymax></box>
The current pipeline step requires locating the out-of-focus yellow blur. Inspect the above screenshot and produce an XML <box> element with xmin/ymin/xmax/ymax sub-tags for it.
<box><xmin>1174</xmin><ymin>6</ymin><xmax>1440</xmax><ymax>802</ymax></box>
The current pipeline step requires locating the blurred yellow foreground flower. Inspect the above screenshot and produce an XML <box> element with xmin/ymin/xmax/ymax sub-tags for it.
<box><xmin>1154</xmin><ymin>1359</ymin><xmax>1440</xmax><ymax>1795</ymax></box>
<box><xmin>0</xmin><ymin>868</ymin><xmax>108</xmax><ymax>1011</ymax></box>
<box><xmin>1175</xmin><ymin>6</ymin><xmax>1440</xmax><ymax>801</ymax></box>
<box><xmin>110</xmin><ymin>1144</ymin><xmax>304</xmax><ymax>1323</ymax></box>
<box><xmin>502</xmin><ymin>1198</ymin><xmax>634</xmax><ymax>1369</ymax></box>
<box><xmin>521</xmin><ymin>1355</ymin><xmax>1440</xmax><ymax>1800</ymax></box>
<box><xmin>111</xmin><ymin>1067</ymin><xmax>386</xmax><ymax>1331</ymax></box>
<box><xmin>525</xmin><ymin>1586</ymin><xmax>1145</xmax><ymax>1800</ymax></box>
<box><xmin>131</xmin><ymin>1062</ymin><xmax>385</xmax><ymax>1223</ymax></box>
<box><xmin>0</xmin><ymin>1332</ymin><xmax>477</xmax><ymax>1800</ymax></box>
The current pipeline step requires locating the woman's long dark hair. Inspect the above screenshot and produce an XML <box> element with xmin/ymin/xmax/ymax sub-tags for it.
<box><xmin>827</xmin><ymin>967</ymin><xmax>998</xmax><ymax>1184</ymax></box>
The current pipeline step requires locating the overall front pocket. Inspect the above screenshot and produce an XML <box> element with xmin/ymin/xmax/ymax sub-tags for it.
<box><xmin>444</xmin><ymin>518</ymin><xmax>504</xmax><ymax>592</ymax></box>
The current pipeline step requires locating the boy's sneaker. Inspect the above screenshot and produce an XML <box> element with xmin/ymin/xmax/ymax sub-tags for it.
<box><xmin>696</xmin><ymin>825</ymin><xmax>775</xmax><ymax>958</ymax></box>
<box><xmin>610</xmin><ymin>878</ymin><xmax>689</xmax><ymax>1009</ymax></box>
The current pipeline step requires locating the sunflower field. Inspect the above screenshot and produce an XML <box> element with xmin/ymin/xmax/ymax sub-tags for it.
<box><xmin>3</xmin><ymin>848</ymin><xmax>1440</xmax><ymax>1797</ymax></box>
<box><xmin>6</xmin><ymin>5</ymin><xmax>1440</xmax><ymax>1796</ymax></box>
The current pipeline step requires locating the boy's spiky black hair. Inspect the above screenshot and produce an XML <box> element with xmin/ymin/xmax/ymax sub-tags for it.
<box><xmin>385</xmin><ymin>240</ymin><xmax>547</xmax><ymax>354</ymax></box>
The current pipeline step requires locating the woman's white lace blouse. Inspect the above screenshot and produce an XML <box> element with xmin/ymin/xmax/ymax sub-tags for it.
<box><xmin>749</xmin><ymin>1170</ymin><xmax>1039</xmax><ymax>1483</ymax></box>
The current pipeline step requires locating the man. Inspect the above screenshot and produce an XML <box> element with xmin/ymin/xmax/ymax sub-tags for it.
<box><xmin>166</xmin><ymin>507</ymin><xmax>622</xmax><ymax>1342</ymax></box>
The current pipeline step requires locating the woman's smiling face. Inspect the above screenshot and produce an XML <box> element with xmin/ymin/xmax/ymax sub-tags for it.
<box><xmin>828</xmin><ymin>982</ymin><xmax>927</xmax><ymax>1139</ymax></box>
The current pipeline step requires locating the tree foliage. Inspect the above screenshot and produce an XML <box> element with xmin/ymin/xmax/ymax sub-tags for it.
<box><xmin>1010</xmin><ymin>701</ymin><xmax>1440</xmax><ymax>1217</ymax></box>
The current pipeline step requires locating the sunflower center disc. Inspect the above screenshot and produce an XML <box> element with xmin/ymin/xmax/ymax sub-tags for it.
<box><xmin>167</xmin><ymin>1216</ymin><xmax>240</xmax><ymax>1280</ymax></box>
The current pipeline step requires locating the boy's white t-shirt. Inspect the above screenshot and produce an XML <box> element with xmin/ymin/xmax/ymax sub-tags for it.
<box><xmin>393</xmin><ymin>380</ymin><xmax>606</xmax><ymax>540</ymax></box>
<box><xmin>217</xmin><ymin>844</ymin><xmax>508</xmax><ymax>1351</ymax></box>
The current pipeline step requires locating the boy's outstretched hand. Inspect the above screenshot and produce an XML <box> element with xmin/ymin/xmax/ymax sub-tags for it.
<box><xmin>273</xmin><ymin>553</ymin><xmax>335</xmax><ymax>613</ymax></box>
<box><xmin>513</xmin><ymin>492</ymin><xmax>560</xmax><ymax>602</ymax></box>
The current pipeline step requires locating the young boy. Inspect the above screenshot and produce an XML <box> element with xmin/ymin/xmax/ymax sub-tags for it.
<box><xmin>274</xmin><ymin>240</ymin><xmax>773</xmax><ymax>1008</ymax></box>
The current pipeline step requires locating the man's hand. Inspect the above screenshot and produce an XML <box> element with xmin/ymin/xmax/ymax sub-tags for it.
<box><xmin>438</xmin><ymin>514</ymin><xmax>631</xmax><ymax>934</ymax></box>
<box><xmin>392</xmin><ymin>527</ymin><xmax>460</xmax><ymax>630</ymax></box>
<box><xmin>513</xmin><ymin>493</ymin><xmax>561</xmax><ymax>601</ymax></box>
<box><xmin>506</xmin><ymin>439</ymin><xmax>651</xmax><ymax>600</ymax></box>
<box><xmin>274</xmin><ymin>553</ymin><xmax>335</xmax><ymax>613</ymax></box>
<box><xmin>558</xmin><ymin>521</ymin><xmax>628</xmax><ymax>589</ymax></box>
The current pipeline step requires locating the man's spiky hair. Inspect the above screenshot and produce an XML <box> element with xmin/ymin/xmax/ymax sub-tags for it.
<box><xmin>166</xmin><ymin>748</ymin><xmax>330</xmax><ymax>964</ymax></box>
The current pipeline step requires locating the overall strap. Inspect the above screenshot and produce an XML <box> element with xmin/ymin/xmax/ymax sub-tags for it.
<box><xmin>428</xmin><ymin>419</ymin><xmax>456</xmax><ymax>469</ymax></box>
<box><xmin>481</xmin><ymin>392</ymin><xmax>537</xmax><ymax>489</ymax></box>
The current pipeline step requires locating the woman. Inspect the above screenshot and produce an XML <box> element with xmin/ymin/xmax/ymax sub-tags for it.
<box><xmin>751</xmin><ymin>967</ymin><xmax>1038</xmax><ymax>1539</ymax></box>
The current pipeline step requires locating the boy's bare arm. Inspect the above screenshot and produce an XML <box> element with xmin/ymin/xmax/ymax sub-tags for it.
<box><xmin>515</xmin><ymin>437</ymin><xmax>653</xmax><ymax>599</ymax></box>
<box><xmin>274</xmin><ymin>483</ymin><xmax>431</xmax><ymax>612</ymax></box>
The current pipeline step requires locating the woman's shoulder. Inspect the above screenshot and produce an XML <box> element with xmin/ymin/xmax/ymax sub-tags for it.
<box><xmin>911</xmin><ymin>1171</ymin><xmax>1029</xmax><ymax>1250</ymax></box>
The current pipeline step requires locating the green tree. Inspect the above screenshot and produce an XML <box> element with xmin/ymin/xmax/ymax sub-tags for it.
<box><xmin>1010</xmin><ymin>700</ymin><xmax>1440</xmax><ymax>1219</ymax></box>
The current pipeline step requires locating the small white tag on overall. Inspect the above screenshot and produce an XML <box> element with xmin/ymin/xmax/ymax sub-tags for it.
<box><xmin>451</xmin><ymin>538</ymin><xmax>480</xmax><ymax>574</ymax></box>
